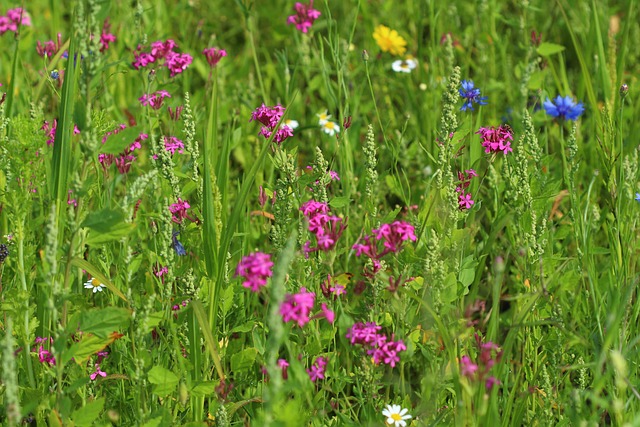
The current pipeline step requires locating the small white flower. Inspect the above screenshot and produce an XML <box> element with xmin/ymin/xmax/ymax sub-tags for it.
<box><xmin>320</xmin><ymin>121</ymin><xmax>340</xmax><ymax>136</ymax></box>
<box><xmin>84</xmin><ymin>278</ymin><xmax>106</xmax><ymax>293</ymax></box>
<box><xmin>317</xmin><ymin>110</ymin><xmax>332</xmax><ymax>125</ymax></box>
<box><xmin>382</xmin><ymin>404</ymin><xmax>412</xmax><ymax>427</ymax></box>
<box><xmin>391</xmin><ymin>58</ymin><xmax>418</xmax><ymax>73</ymax></box>
<box><xmin>284</xmin><ymin>119</ymin><xmax>299</xmax><ymax>130</ymax></box>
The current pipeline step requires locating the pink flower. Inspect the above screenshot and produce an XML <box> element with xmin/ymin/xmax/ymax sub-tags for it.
<box><xmin>139</xmin><ymin>90</ymin><xmax>171</xmax><ymax>109</ymax></box>
<box><xmin>280</xmin><ymin>287</ymin><xmax>316</xmax><ymax>327</ymax></box>
<box><xmin>250</xmin><ymin>103</ymin><xmax>292</xmax><ymax>145</ymax></box>
<box><xmin>460</xmin><ymin>355</ymin><xmax>478</xmax><ymax>377</ymax></box>
<box><xmin>166</xmin><ymin>52</ymin><xmax>193</xmax><ymax>77</ymax></box>
<box><xmin>300</xmin><ymin>200</ymin><xmax>346</xmax><ymax>253</ymax></box>
<box><xmin>36</xmin><ymin>33</ymin><xmax>62</xmax><ymax>58</ymax></box>
<box><xmin>203</xmin><ymin>47</ymin><xmax>227</xmax><ymax>67</ymax></box>
<box><xmin>100</xmin><ymin>19</ymin><xmax>116</xmax><ymax>52</ymax></box>
<box><xmin>164</xmin><ymin>136</ymin><xmax>184</xmax><ymax>155</ymax></box>
<box><xmin>0</xmin><ymin>8</ymin><xmax>31</xmax><ymax>35</ymax></box>
<box><xmin>319</xmin><ymin>303</ymin><xmax>335</xmax><ymax>324</ymax></box>
<box><xmin>90</xmin><ymin>364</ymin><xmax>107</xmax><ymax>380</ymax></box>
<box><xmin>330</xmin><ymin>284</ymin><xmax>346</xmax><ymax>296</ymax></box>
<box><xmin>132</xmin><ymin>39</ymin><xmax>192</xmax><ymax>77</ymax></box>
<box><xmin>236</xmin><ymin>252</ymin><xmax>274</xmax><ymax>292</ymax></box>
<box><xmin>476</xmin><ymin>125</ymin><xmax>513</xmax><ymax>155</ymax></box>
<box><xmin>287</xmin><ymin>1</ymin><xmax>321</xmax><ymax>33</ymax></box>
<box><xmin>307</xmin><ymin>356</ymin><xmax>327</xmax><ymax>382</ymax></box>
<box><xmin>278</xmin><ymin>358</ymin><xmax>289</xmax><ymax>379</ymax></box>
<box><xmin>169</xmin><ymin>198</ymin><xmax>191</xmax><ymax>224</ymax></box>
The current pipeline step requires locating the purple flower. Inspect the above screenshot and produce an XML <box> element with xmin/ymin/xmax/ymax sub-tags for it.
<box><xmin>476</xmin><ymin>125</ymin><xmax>513</xmax><ymax>155</ymax></box>
<box><xmin>307</xmin><ymin>356</ymin><xmax>327</xmax><ymax>382</ymax></box>
<box><xmin>287</xmin><ymin>1</ymin><xmax>321</xmax><ymax>33</ymax></box>
<box><xmin>459</xmin><ymin>80</ymin><xmax>488</xmax><ymax>111</ymax></box>
<box><xmin>236</xmin><ymin>252</ymin><xmax>274</xmax><ymax>292</ymax></box>
<box><xmin>543</xmin><ymin>95</ymin><xmax>584</xmax><ymax>121</ymax></box>
<box><xmin>280</xmin><ymin>288</ymin><xmax>316</xmax><ymax>327</ymax></box>
<box><xmin>203</xmin><ymin>47</ymin><xmax>227</xmax><ymax>67</ymax></box>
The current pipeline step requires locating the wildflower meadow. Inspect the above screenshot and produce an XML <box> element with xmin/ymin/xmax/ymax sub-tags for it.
<box><xmin>1</xmin><ymin>0</ymin><xmax>640</xmax><ymax>425</ymax></box>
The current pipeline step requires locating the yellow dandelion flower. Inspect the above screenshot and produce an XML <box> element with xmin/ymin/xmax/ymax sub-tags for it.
<box><xmin>373</xmin><ymin>25</ymin><xmax>407</xmax><ymax>56</ymax></box>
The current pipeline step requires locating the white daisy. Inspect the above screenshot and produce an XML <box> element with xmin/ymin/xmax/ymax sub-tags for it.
<box><xmin>84</xmin><ymin>278</ymin><xmax>106</xmax><ymax>293</ymax></box>
<box><xmin>320</xmin><ymin>121</ymin><xmax>340</xmax><ymax>136</ymax></box>
<box><xmin>391</xmin><ymin>58</ymin><xmax>418</xmax><ymax>73</ymax></box>
<box><xmin>382</xmin><ymin>404</ymin><xmax>412</xmax><ymax>427</ymax></box>
<box><xmin>284</xmin><ymin>119</ymin><xmax>299</xmax><ymax>130</ymax></box>
<box><xmin>316</xmin><ymin>110</ymin><xmax>332</xmax><ymax>125</ymax></box>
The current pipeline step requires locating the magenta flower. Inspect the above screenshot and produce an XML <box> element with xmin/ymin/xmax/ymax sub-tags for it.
<box><xmin>280</xmin><ymin>287</ymin><xmax>316</xmax><ymax>327</ymax></box>
<box><xmin>307</xmin><ymin>356</ymin><xmax>327</xmax><ymax>382</ymax></box>
<box><xmin>300</xmin><ymin>200</ymin><xmax>346</xmax><ymax>254</ymax></box>
<box><xmin>347</xmin><ymin>322</ymin><xmax>406</xmax><ymax>367</ymax></box>
<box><xmin>139</xmin><ymin>90</ymin><xmax>171</xmax><ymax>110</ymax></box>
<box><xmin>90</xmin><ymin>364</ymin><xmax>107</xmax><ymax>381</ymax></box>
<box><xmin>460</xmin><ymin>355</ymin><xmax>478</xmax><ymax>377</ymax></box>
<box><xmin>41</xmin><ymin>119</ymin><xmax>81</xmax><ymax>146</ymax></box>
<box><xmin>250</xmin><ymin>103</ymin><xmax>293</xmax><ymax>145</ymax></box>
<box><xmin>33</xmin><ymin>337</ymin><xmax>56</xmax><ymax>365</ymax></box>
<box><xmin>236</xmin><ymin>252</ymin><xmax>274</xmax><ymax>292</ymax></box>
<box><xmin>455</xmin><ymin>169</ymin><xmax>477</xmax><ymax>210</ymax></box>
<box><xmin>169</xmin><ymin>198</ymin><xmax>191</xmax><ymax>224</ymax></box>
<box><xmin>476</xmin><ymin>125</ymin><xmax>513</xmax><ymax>155</ymax></box>
<box><xmin>100</xmin><ymin>19</ymin><xmax>116</xmax><ymax>52</ymax></box>
<box><xmin>369</xmin><ymin>338</ymin><xmax>406</xmax><ymax>367</ymax></box>
<box><xmin>166</xmin><ymin>52</ymin><xmax>193</xmax><ymax>77</ymax></box>
<box><xmin>203</xmin><ymin>47</ymin><xmax>227</xmax><ymax>67</ymax></box>
<box><xmin>132</xmin><ymin>39</ymin><xmax>192</xmax><ymax>77</ymax></box>
<box><xmin>319</xmin><ymin>303</ymin><xmax>335</xmax><ymax>324</ymax></box>
<box><xmin>278</xmin><ymin>358</ymin><xmax>290</xmax><ymax>380</ymax></box>
<box><xmin>460</xmin><ymin>334</ymin><xmax>503</xmax><ymax>390</ymax></box>
<box><xmin>164</xmin><ymin>136</ymin><xmax>185</xmax><ymax>155</ymax></box>
<box><xmin>0</xmin><ymin>8</ymin><xmax>31</xmax><ymax>35</ymax></box>
<box><xmin>287</xmin><ymin>1</ymin><xmax>321</xmax><ymax>33</ymax></box>
<box><xmin>36</xmin><ymin>33</ymin><xmax>62</xmax><ymax>58</ymax></box>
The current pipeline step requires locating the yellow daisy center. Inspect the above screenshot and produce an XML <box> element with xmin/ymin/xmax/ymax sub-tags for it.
<box><xmin>324</xmin><ymin>122</ymin><xmax>335</xmax><ymax>129</ymax></box>
<box><xmin>90</xmin><ymin>278</ymin><xmax>102</xmax><ymax>287</ymax></box>
<box><xmin>391</xmin><ymin>413</ymin><xmax>402</xmax><ymax>421</ymax></box>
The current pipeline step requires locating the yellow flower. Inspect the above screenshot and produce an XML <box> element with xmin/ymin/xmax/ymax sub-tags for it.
<box><xmin>373</xmin><ymin>25</ymin><xmax>407</xmax><ymax>56</ymax></box>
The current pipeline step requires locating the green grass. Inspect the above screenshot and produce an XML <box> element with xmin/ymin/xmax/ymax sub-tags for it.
<box><xmin>1</xmin><ymin>0</ymin><xmax>640</xmax><ymax>426</ymax></box>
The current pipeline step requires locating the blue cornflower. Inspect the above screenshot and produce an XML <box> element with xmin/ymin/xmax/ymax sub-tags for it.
<box><xmin>635</xmin><ymin>193</ymin><xmax>640</xmax><ymax>203</ymax></box>
<box><xmin>459</xmin><ymin>80</ymin><xmax>488</xmax><ymax>112</ymax></box>
<box><xmin>543</xmin><ymin>95</ymin><xmax>584</xmax><ymax>121</ymax></box>
<box><xmin>172</xmin><ymin>231</ymin><xmax>186</xmax><ymax>256</ymax></box>
<box><xmin>50</xmin><ymin>70</ymin><xmax>59</xmax><ymax>80</ymax></box>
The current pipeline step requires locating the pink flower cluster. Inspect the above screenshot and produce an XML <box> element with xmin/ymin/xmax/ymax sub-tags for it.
<box><xmin>456</xmin><ymin>169</ymin><xmax>477</xmax><ymax>210</ymax></box>
<box><xmin>33</xmin><ymin>337</ymin><xmax>56</xmax><ymax>365</ymax></box>
<box><xmin>476</xmin><ymin>125</ymin><xmax>513</xmax><ymax>155</ymax></box>
<box><xmin>0</xmin><ymin>8</ymin><xmax>31</xmax><ymax>35</ymax></box>
<box><xmin>139</xmin><ymin>90</ymin><xmax>171</xmax><ymax>110</ymax></box>
<box><xmin>203</xmin><ymin>47</ymin><xmax>227</xmax><ymax>68</ymax></box>
<box><xmin>41</xmin><ymin>119</ymin><xmax>81</xmax><ymax>146</ymax></box>
<box><xmin>300</xmin><ymin>200</ymin><xmax>346</xmax><ymax>255</ymax></box>
<box><xmin>460</xmin><ymin>334</ymin><xmax>503</xmax><ymax>390</ymax></box>
<box><xmin>169</xmin><ymin>198</ymin><xmax>193</xmax><ymax>224</ymax></box>
<box><xmin>280</xmin><ymin>287</ymin><xmax>335</xmax><ymax>327</ymax></box>
<box><xmin>164</xmin><ymin>136</ymin><xmax>184</xmax><ymax>155</ymax></box>
<box><xmin>99</xmin><ymin>126</ymin><xmax>147</xmax><ymax>174</ymax></box>
<box><xmin>307</xmin><ymin>356</ymin><xmax>327</xmax><ymax>382</ymax></box>
<box><xmin>287</xmin><ymin>1</ymin><xmax>321</xmax><ymax>33</ymax></box>
<box><xmin>37</xmin><ymin>33</ymin><xmax>63</xmax><ymax>58</ymax></box>
<box><xmin>352</xmin><ymin>220</ymin><xmax>416</xmax><ymax>275</ymax></box>
<box><xmin>250</xmin><ymin>103</ymin><xmax>293</xmax><ymax>145</ymax></box>
<box><xmin>99</xmin><ymin>19</ymin><xmax>116</xmax><ymax>52</ymax></box>
<box><xmin>132</xmin><ymin>39</ymin><xmax>193</xmax><ymax>77</ymax></box>
<box><xmin>236</xmin><ymin>251</ymin><xmax>274</xmax><ymax>292</ymax></box>
<box><xmin>346</xmin><ymin>322</ymin><xmax>407</xmax><ymax>367</ymax></box>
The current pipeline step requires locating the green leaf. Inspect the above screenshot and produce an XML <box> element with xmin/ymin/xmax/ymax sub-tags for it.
<box><xmin>65</xmin><ymin>333</ymin><xmax>122</xmax><ymax>365</ymax></box>
<box><xmin>100</xmin><ymin>126</ymin><xmax>141</xmax><ymax>154</ymax></box>
<box><xmin>82</xmin><ymin>208</ymin><xmax>135</xmax><ymax>244</ymax></box>
<box><xmin>230</xmin><ymin>347</ymin><xmax>258</xmax><ymax>373</ymax></box>
<box><xmin>536</xmin><ymin>42</ymin><xmax>565</xmax><ymax>56</ymax></box>
<box><xmin>230</xmin><ymin>321</ymin><xmax>257</xmax><ymax>334</ymax></box>
<box><xmin>147</xmin><ymin>366</ymin><xmax>179</xmax><ymax>396</ymax></box>
<box><xmin>329</xmin><ymin>196</ymin><xmax>351</xmax><ymax>209</ymax></box>
<box><xmin>72</xmin><ymin>397</ymin><xmax>105</xmax><ymax>427</ymax></box>
<box><xmin>79</xmin><ymin>307</ymin><xmax>131</xmax><ymax>338</ymax></box>
<box><xmin>190</xmin><ymin>381</ymin><xmax>217</xmax><ymax>397</ymax></box>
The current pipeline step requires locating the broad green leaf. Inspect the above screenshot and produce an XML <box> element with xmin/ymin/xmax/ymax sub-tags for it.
<box><xmin>536</xmin><ymin>42</ymin><xmax>565</xmax><ymax>56</ymax></box>
<box><xmin>72</xmin><ymin>397</ymin><xmax>105</xmax><ymax>427</ymax></box>
<box><xmin>79</xmin><ymin>307</ymin><xmax>131</xmax><ymax>338</ymax></box>
<box><xmin>66</xmin><ymin>332</ymin><xmax>123</xmax><ymax>365</ymax></box>
<box><xmin>230</xmin><ymin>347</ymin><xmax>258</xmax><ymax>373</ymax></box>
<box><xmin>86</xmin><ymin>223</ymin><xmax>136</xmax><ymax>245</ymax></box>
<box><xmin>100</xmin><ymin>126</ymin><xmax>141</xmax><ymax>154</ymax></box>
<box><xmin>81</xmin><ymin>208</ymin><xmax>125</xmax><ymax>232</ymax></box>
<box><xmin>190</xmin><ymin>381</ymin><xmax>217</xmax><ymax>397</ymax></box>
<box><xmin>329</xmin><ymin>196</ymin><xmax>351</xmax><ymax>209</ymax></box>
<box><xmin>148</xmin><ymin>366</ymin><xmax>179</xmax><ymax>396</ymax></box>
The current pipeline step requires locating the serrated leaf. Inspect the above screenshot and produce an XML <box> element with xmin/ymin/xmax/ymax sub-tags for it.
<box><xmin>72</xmin><ymin>397</ymin><xmax>105</xmax><ymax>427</ymax></box>
<box><xmin>230</xmin><ymin>347</ymin><xmax>258</xmax><ymax>373</ymax></box>
<box><xmin>148</xmin><ymin>366</ymin><xmax>179</xmax><ymax>396</ymax></box>
<box><xmin>79</xmin><ymin>307</ymin><xmax>131</xmax><ymax>338</ymax></box>
<box><xmin>536</xmin><ymin>42</ymin><xmax>565</xmax><ymax>56</ymax></box>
